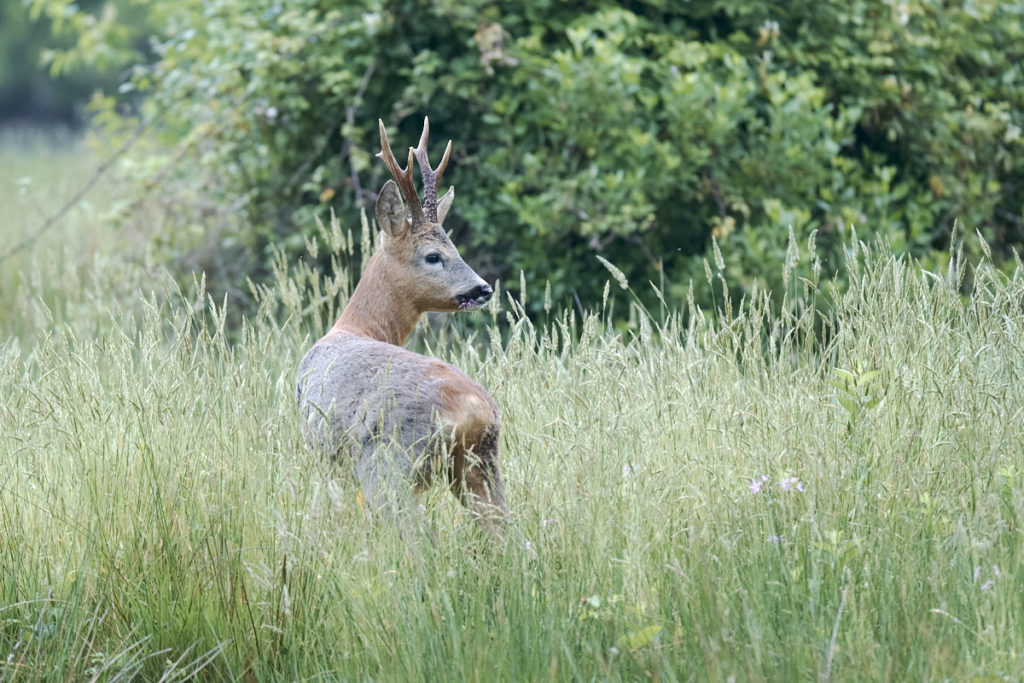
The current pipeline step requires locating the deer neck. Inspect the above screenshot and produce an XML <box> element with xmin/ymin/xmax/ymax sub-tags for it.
<box><xmin>332</xmin><ymin>251</ymin><xmax>422</xmax><ymax>346</ymax></box>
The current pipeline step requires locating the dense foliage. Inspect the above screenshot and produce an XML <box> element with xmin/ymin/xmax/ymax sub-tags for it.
<box><xmin>33</xmin><ymin>0</ymin><xmax>1024</xmax><ymax>314</ymax></box>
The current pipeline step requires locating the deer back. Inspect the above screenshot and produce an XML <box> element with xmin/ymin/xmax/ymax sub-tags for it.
<box><xmin>296</xmin><ymin>330</ymin><xmax>497</xmax><ymax>484</ymax></box>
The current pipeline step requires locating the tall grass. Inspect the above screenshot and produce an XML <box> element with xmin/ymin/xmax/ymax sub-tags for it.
<box><xmin>3</xmin><ymin>144</ymin><xmax>1024</xmax><ymax>679</ymax></box>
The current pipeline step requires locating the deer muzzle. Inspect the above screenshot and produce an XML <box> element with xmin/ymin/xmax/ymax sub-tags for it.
<box><xmin>457</xmin><ymin>283</ymin><xmax>493</xmax><ymax>310</ymax></box>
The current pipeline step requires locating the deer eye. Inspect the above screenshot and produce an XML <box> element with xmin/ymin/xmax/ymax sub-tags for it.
<box><xmin>424</xmin><ymin>253</ymin><xmax>443</xmax><ymax>265</ymax></box>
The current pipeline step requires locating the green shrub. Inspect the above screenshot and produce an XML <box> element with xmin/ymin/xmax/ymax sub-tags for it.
<box><xmin>37</xmin><ymin>0</ymin><xmax>1024</xmax><ymax>317</ymax></box>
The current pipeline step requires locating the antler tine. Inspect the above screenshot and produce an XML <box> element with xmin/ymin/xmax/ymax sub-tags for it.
<box><xmin>435</xmin><ymin>139</ymin><xmax>453</xmax><ymax>186</ymax></box>
<box><xmin>377</xmin><ymin>119</ymin><xmax>424</xmax><ymax>227</ymax></box>
<box><xmin>412</xmin><ymin>116</ymin><xmax>454</xmax><ymax>223</ymax></box>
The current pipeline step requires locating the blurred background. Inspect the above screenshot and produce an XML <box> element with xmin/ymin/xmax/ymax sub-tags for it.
<box><xmin>2</xmin><ymin>0</ymin><xmax>1023</xmax><ymax>325</ymax></box>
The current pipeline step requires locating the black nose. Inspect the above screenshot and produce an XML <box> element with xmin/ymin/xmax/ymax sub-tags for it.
<box><xmin>471</xmin><ymin>283</ymin><xmax>493</xmax><ymax>303</ymax></box>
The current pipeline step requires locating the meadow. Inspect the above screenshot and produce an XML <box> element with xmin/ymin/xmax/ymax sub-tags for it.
<box><xmin>2</xmin><ymin>136</ymin><xmax>1024</xmax><ymax>681</ymax></box>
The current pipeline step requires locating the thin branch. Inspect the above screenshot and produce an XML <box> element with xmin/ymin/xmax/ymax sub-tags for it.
<box><xmin>0</xmin><ymin>119</ymin><xmax>149</xmax><ymax>264</ymax></box>
<box><xmin>343</xmin><ymin>61</ymin><xmax>375</xmax><ymax>209</ymax></box>
<box><xmin>700</xmin><ymin>164</ymin><xmax>726</xmax><ymax>219</ymax></box>
<box><xmin>283</xmin><ymin>61</ymin><xmax>375</xmax><ymax>205</ymax></box>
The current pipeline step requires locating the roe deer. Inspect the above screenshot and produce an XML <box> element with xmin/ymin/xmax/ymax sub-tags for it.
<box><xmin>296</xmin><ymin>117</ymin><xmax>508</xmax><ymax>536</ymax></box>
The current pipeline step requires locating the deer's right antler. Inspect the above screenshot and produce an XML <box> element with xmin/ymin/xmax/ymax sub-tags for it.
<box><xmin>378</xmin><ymin>119</ymin><xmax>425</xmax><ymax>227</ymax></box>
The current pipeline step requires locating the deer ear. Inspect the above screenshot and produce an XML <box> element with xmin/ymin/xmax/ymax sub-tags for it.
<box><xmin>436</xmin><ymin>186</ymin><xmax>454</xmax><ymax>224</ymax></box>
<box><xmin>376</xmin><ymin>180</ymin><xmax>408</xmax><ymax>237</ymax></box>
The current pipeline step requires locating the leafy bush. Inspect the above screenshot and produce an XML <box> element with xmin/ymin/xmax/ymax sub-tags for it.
<box><xmin>39</xmin><ymin>0</ymin><xmax>1024</xmax><ymax>317</ymax></box>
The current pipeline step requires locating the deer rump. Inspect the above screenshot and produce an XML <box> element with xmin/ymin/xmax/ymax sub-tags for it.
<box><xmin>296</xmin><ymin>331</ymin><xmax>499</xmax><ymax>505</ymax></box>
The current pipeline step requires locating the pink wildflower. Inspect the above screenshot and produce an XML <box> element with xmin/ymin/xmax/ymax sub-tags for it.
<box><xmin>780</xmin><ymin>477</ymin><xmax>804</xmax><ymax>493</ymax></box>
<box><xmin>750</xmin><ymin>474</ymin><xmax>770</xmax><ymax>494</ymax></box>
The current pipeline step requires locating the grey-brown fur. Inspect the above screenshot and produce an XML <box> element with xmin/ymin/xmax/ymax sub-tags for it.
<box><xmin>296</xmin><ymin>334</ymin><xmax>469</xmax><ymax>496</ymax></box>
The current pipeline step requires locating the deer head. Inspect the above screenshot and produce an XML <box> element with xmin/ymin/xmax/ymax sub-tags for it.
<box><xmin>374</xmin><ymin>117</ymin><xmax>493</xmax><ymax>313</ymax></box>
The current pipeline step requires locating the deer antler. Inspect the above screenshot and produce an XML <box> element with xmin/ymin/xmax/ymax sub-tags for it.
<box><xmin>411</xmin><ymin>117</ymin><xmax>452</xmax><ymax>223</ymax></box>
<box><xmin>377</xmin><ymin>117</ymin><xmax>453</xmax><ymax>227</ymax></box>
<box><xmin>377</xmin><ymin>119</ymin><xmax>425</xmax><ymax>227</ymax></box>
